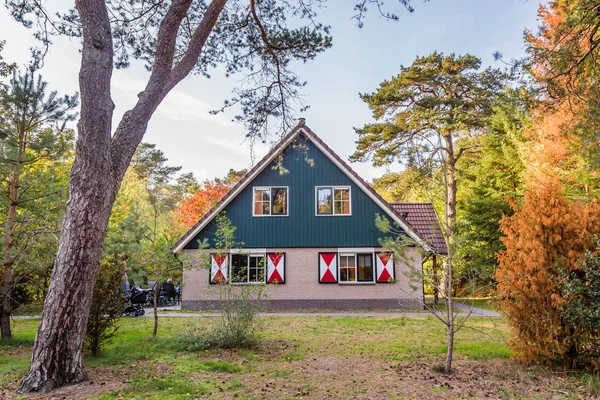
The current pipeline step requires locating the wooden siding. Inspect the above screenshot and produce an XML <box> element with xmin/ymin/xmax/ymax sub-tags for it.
<box><xmin>184</xmin><ymin>134</ymin><xmax>407</xmax><ymax>249</ymax></box>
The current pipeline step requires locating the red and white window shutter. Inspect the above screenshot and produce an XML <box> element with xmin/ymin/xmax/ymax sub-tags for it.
<box><xmin>319</xmin><ymin>253</ymin><xmax>338</xmax><ymax>283</ymax></box>
<box><xmin>376</xmin><ymin>252</ymin><xmax>394</xmax><ymax>283</ymax></box>
<box><xmin>210</xmin><ymin>254</ymin><xmax>228</xmax><ymax>284</ymax></box>
<box><xmin>266</xmin><ymin>253</ymin><xmax>285</xmax><ymax>283</ymax></box>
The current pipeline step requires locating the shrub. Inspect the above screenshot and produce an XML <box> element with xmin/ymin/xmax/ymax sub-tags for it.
<box><xmin>85</xmin><ymin>255</ymin><xmax>128</xmax><ymax>356</ymax></box>
<box><xmin>209</xmin><ymin>284</ymin><xmax>266</xmax><ymax>349</ymax></box>
<box><xmin>495</xmin><ymin>180</ymin><xmax>600</xmax><ymax>368</ymax></box>
<box><xmin>173</xmin><ymin>284</ymin><xmax>266</xmax><ymax>352</ymax></box>
<box><xmin>555</xmin><ymin>241</ymin><xmax>600</xmax><ymax>370</ymax></box>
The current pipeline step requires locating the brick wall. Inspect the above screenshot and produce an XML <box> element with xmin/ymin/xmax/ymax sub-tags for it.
<box><xmin>181</xmin><ymin>247</ymin><xmax>424</xmax><ymax>310</ymax></box>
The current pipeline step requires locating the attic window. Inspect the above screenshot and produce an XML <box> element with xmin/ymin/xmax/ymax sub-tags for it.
<box><xmin>316</xmin><ymin>186</ymin><xmax>351</xmax><ymax>215</ymax></box>
<box><xmin>253</xmin><ymin>187</ymin><xmax>288</xmax><ymax>216</ymax></box>
<box><xmin>401</xmin><ymin>211</ymin><xmax>409</xmax><ymax>219</ymax></box>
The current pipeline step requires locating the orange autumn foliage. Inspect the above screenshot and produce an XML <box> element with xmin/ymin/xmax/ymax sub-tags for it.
<box><xmin>173</xmin><ymin>181</ymin><xmax>231</xmax><ymax>231</ymax></box>
<box><xmin>522</xmin><ymin>103</ymin><xmax>592</xmax><ymax>191</ymax></box>
<box><xmin>523</xmin><ymin>2</ymin><xmax>599</xmax><ymax>196</ymax></box>
<box><xmin>495</xmin><ymin>178</ymin><xmax>600</xmax><ymax>367</ymax></box>
<box><xmin>527</xmin><ymin>1</ymin><xmax>598</xmax><ymax>98</ymax></box>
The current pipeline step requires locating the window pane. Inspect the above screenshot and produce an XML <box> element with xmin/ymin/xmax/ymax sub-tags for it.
<box><xmin>334</xmin><ymin>188</ymin><xmax>349</xmax><ymax>201</ymax></box>
<box><xmin>231</xmin><ymin>255</ymin><xmax>248</xmax><ymax>283</ymax></box>
<box><xmin>340</xmin><ymin>268</ymin><xmax>348</xmax><ymax>282</ymax></box>
<box><xmin>262</xmin><ymin>202</ymin><xmax>270</xmax><ymax>215</ymax></box>
<box><xmin>272</xmin><ymin>188</ymin><xmax>287</xmax><ymax>215</ymax></box>
<box><xmin>334</xmin><ymin>200</ymin><xmax>342</xmax><ymax>215</ymax></box>
<box><xmin>249</xmin><ymin>256</ymin><xmax>265</xmax><ymax>283</ymax></box>
<box><xmin>340</xmin><ymin>255</ymin><xmax>356</xmax><ymax>282</ymax></box>
<box><xmin>333</xmin><ymin>188</ymin><xmax>350</xmax><ymax>215</ymax></box>
<box><xmin>254</xmin><ymin>189</ymin><xmax>270</xmax><ymax>215</ymax></box>
<box><xmin>348</xmin><ymin>268</ymin><xmax>356</xmax><ymax>282</ymax></box>
<box><xmin>340</xmin><ymin>201</ymin><xmax>350</xmax><ymax>215</ymax></box>
<box><xmin>357</xmin><ymin>254</ymin><xmax>373</xmax><ymax>282</ymax></box>
<box><xmin>346</xmin><ymin>256</ymin><xmax>355</xmax><ymax>267</ymax></box>
<box><xmin>317</xmin><ymin>188</ymin><xmax>332</xmax><ymax>214</ymax></box>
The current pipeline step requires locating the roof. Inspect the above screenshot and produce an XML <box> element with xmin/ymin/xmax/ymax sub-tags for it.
<box><xmin>390</xmin><ymin>203</ymin><xmax>448</xmax><ymax>255</ymax></box>
<box><xmin>171</xmin><ymin>120</ymin><xmax>442</xmax><ymax>254</ymax></box>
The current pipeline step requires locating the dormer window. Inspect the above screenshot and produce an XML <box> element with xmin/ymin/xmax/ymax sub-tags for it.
<box><xmin>253</xmin><ymin>187</ymin><xmax>288</xmax><ymax>216</ymax></box>
<box><xmin>316</xmin><ymin>186</ymin><xmax>351</xmax><ymax>215</ymax></box>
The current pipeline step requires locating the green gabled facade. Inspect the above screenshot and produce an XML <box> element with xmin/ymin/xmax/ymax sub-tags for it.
<box><xmin>172</xmin><ymin>121</ymin><xmax>434</xmax><ymax>255</ymax></box>
<box><xmin>183</xmin><ymin>132</ymin><xmax>404</xmax><ymax>249</ymax></box>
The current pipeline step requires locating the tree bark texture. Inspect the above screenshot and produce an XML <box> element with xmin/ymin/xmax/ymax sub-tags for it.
<box><xmin>18</xmin><ymin>0</ymin><xmax>229</xmax><ymax>393</ymax></box>
<box><xmin>17</xmin><ymin>1</ymin><xmax>116</xmax><ymax>392</ymax></box>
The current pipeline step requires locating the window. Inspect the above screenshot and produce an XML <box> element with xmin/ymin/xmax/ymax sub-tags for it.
<box><xmin>316</xmin><ymin>186</ymin><xmax>350</xmax><ymax>215</ymax></box>
<box><xmin>357</xmin><ymin>254</ymin><xmax>374</xmax><ymax>282</ymax></box>
<box><xmin>253</xmin><ymin>187</ymin><xmax>288</xmax><ymax>216</ymax></box>
<box><xmin>339</xmin><ymin>254</ymin><xmax>356</xmax><ymax>282</ymax></box>
<box><xmin>230</xmin><ymin>254</ymin><xmax>248</xmax><ymax>283</ymax></box>
<box><xmin>230</xmin><ymin>254</ymin><xmax>265</xmax><ymax>283</ymax></box>
<box><xmin>339</xmin><ymin>253</ymin><xmax>374</xmax><ymax>283</ymax></box>
<box><xmin>248</xmin><ymin>255</ymin><xmax>265</xmax><ymax>283</ymax></box>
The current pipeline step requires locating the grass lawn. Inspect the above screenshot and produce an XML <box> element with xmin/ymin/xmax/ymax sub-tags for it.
<box><xmin>1</xmin><ymin>315</ymin><xmax>598</xmax><ymax>399</ymax></box>
<box><xmin>425</xmin><ymin>296</ymin><xmax>498</xmax><ymax>313</ymax></box>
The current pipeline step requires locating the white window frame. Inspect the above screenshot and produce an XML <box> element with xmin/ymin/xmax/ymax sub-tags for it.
<box><xmin>230</xmin><ymin>253</ymin><xmax>267</xmax><ymax>284</ymax></box>
<box><xmin>338</xmin><ymin>252</ymin><xmax>375</xmax><ymax>284</ymax></box>
<box><xmin>253</xmin><ymin>186</ymin><xmax>289</xmax><ymax>217</ymax></box>
<box><xmin>315</xmin><ymin>186</ymin><xmax>351</xmax><ymax>216</ymax></box>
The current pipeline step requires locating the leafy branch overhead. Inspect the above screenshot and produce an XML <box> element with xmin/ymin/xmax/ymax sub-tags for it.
<box><xmin>351</xmin><ymin>52</ymin><xmax>507</xmax><ymax>168</ymax></box>
<box><xmin>7</xmin><ymin>0</ymin><xmax>403</xmax><ymax>140</ymax></box>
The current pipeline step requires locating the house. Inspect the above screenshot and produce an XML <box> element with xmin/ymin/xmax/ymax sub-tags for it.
<box><xmin>172</xmin><ymin>120</ymin><xmax>447</xmax><ymax>310</ymax></box>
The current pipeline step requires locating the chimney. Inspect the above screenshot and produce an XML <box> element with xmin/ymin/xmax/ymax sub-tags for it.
<box><xmin>297</xmin><ymin>117</ymin><xmax>306</xmax><ymax>127</ymax></box>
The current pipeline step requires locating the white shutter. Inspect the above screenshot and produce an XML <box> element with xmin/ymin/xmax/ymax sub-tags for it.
<box><xmin>266</xmin><ymin>253</ymin><xmax>285</xmax><ymax>283</ymax></box>
<box><xmin>210</xmin><ymin>254</ymin><xmax>228</xmax><ymax>284</ymax></box>
<box><xmin>319</xmin><ymin>253</ymin><xmax>338</xmax><ymax>283</ymax></box>
<box><xmin>376</xmin><ymin>252</ymin><xmax>394</xmax><ymax>283</ymax></box>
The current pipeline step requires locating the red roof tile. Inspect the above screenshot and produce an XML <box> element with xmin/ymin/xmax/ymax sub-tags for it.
<box><xmin>390</xmin><ymin>203</ymin><xmax>448</xmax><ymax>254</ymax></box>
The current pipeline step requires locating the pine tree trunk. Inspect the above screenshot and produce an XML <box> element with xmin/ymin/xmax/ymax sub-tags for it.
<box><xmin>2</xmin><ymin>150</ymin><xmax>21</xmax><ymax>340</ymax></box>
<box><xmin>1</xmin><ymin>203</ymin><xmax>16</xmax><ymax>339</ymax></box>
<box><xmin>0</xmin><ymin>267</ymin><xmax>13</xmax><ymax>339</ymax></box>
<box><xmin>17</xmin><ymin>1</ymin><xmax>117</xmax><ymax>392</ymax></box>
<box><xmin>17</xmin><ymin>0</ymin><xmax>228</xmax><ymax>392</ymax></box>
<box><xmin>17</xmin><ymin>147</ymin><xmax>118</xmax><ymax>393</ymax></box>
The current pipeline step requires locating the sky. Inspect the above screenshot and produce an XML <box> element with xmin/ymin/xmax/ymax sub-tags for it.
<box><xmin>0</xmin><ymin>0</ymin><xmax>543</xmax><ymax>183</ymax></box>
